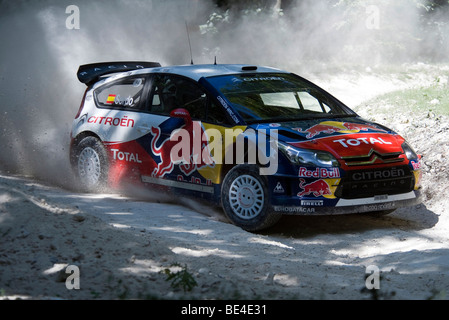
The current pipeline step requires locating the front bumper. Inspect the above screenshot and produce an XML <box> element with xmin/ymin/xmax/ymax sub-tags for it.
<box><xmin>271</xmin><ymin>189</ymin><xmax>421</xmax><ymax>215</ymax></box>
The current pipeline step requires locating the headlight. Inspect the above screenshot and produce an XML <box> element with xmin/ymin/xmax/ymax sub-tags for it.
<box><xmin>278</xmin><ymin>142</ymin><xmax>339</xmax><ymax>167</ymax></box>
<box><xmin>402</xmin><ymin>142</ymin><xmax>418</xmax><ymax>160</ymax></box>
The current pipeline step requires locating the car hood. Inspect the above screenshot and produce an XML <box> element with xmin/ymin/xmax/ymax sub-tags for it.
<box><xmin>250</xmin><ymin>117</ymin><xmax>405</xmax><ymax>158</ymax></box>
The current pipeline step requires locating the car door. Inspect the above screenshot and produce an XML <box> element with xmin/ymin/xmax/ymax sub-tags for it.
<box><xmin>137</xmin><ymin>74</ymin><xmax>217</xmax><ymax>194</ymax></box>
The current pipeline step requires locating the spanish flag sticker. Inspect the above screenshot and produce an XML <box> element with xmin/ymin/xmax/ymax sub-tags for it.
<box><xmin>106</xmin><ymin>94</ymin><xmax>116</xmax><ymax>104</ymax></box>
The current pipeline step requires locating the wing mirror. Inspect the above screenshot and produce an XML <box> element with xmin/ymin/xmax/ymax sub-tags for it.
<box><xmin>170</xmin><ymin>108</ymin><xmax>192</xmax><ymax>124</ymax></box>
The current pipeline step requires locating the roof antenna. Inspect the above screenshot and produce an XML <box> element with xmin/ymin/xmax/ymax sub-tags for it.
<box><xmin>185</xmin><ymin>21</ymin><xmax>194</xmax><ymax>65</ymax></box>
<box><xmin>214</xmin><ymin>56</ymin><xmax>217</xmax><ymax>65</ymax></box>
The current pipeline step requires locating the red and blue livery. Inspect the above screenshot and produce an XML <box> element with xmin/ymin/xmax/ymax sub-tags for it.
<box><xmin>70</xmin><ymin>62</ymin><xmax>422</xmax><ymax>231</ymax></box>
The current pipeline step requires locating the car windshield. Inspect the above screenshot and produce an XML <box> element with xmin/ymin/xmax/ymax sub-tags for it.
<box><xmin>206</xmin><ymin>73</ymin><xmax>355</xmax><ymax>123</ymax></box>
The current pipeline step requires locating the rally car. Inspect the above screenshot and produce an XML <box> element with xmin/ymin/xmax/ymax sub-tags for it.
<box><xmin>70</xmin><ymin>61</ymin><xmax>422</xmax><ymax>231</ymax></box>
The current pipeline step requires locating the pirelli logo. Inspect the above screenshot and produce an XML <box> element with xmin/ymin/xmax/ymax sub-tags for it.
<box><xmin>301</xmin><ymin>200</ymin><xmax>324</xmax><ymax>206</ymax></box>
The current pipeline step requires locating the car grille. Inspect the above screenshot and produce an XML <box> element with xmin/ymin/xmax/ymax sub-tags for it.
<box><xmin>335</xmin><ymin>165</ymin><xmax>414</xmax><ymax>199</ymax></box>
<box><xmin>341</xmin><ymin>149</ymin><xmax>404</xmax><ymax>166</ymax></box>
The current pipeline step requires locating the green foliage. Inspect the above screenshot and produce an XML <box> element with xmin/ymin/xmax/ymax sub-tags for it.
<box><xmin>367</xmin><ymin>80</ymin><xmax>449</xmax><ymax>117</ymax></box>
<box><xmin>162</xmin><ymin>263</ymin><xmax>198</xmax><ymax>292</ymax></box>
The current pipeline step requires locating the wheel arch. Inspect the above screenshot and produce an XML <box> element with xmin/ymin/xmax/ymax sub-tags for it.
<box><xmin>219</xmin><ymin>137</ymin><xmax>271</xmax><ymax>192</ymax></box>
<box><xmin>70</xmin><ymin>131</ymin><xmax>103</xmax><ymax>167</ymax></box>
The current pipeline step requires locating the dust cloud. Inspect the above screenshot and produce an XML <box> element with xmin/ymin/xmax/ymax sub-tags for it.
<box><xmin>0</xmin><ymin>0</ymin><xmax>447</xmax><ymax>187</ymax></box>
<box><xmin>0</xmin><ymin>0</ymin><xmax>213</xmax><ymax>186</ymax></box>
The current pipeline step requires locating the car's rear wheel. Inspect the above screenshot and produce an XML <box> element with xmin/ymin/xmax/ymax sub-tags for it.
<box><xmin>73</xmin><ymin>136</ymin><xmax>109</xmax><ymax>192</ymax></box>
<box><xmin>221</xmin><ymin>164</ymin><xmax>280</xmax><ymax>231</ymax></box>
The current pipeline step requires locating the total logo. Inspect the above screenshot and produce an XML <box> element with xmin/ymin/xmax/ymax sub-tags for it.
<box><xmin>333</xmin><ymin>136</ymin><xmax>392</xmax><ymax>148</ymax></box>
<box><xmin>111</xmin><ymin>149</ymin><xmax>142</xmax><ymax>163</ymax></box>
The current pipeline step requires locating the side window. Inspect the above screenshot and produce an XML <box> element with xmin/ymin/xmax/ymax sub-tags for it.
<box><xmin>207</xmin><ymin>99</ymin><xmax>231</xmax><ymax>125</ymax></box>
<box><xmin>148</xmin><ymin>75</ymin><xmax>207</xmax><ymax>119</ymax></box>
<box><xmin>95</xmin><ymin>77</ymin><xmax>146</xmax><ymax>110</ymax></box>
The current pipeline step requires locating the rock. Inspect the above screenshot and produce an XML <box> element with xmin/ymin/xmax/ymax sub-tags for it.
<box><xmin>72</xmin><ymin>214</ymin><xmax>86</xmax><ymax>222</ymax></box>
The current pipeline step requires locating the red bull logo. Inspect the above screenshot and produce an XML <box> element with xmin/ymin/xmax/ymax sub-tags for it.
<box><xmin>150</xmin><ymin>120</ymin><xmax>215</xmax><ymax>177</ymax></box>
<box><xmin>298</xmin><ymin>167</ymin><xmax>340</xmax><ymax>178</ymax></box>
<box><xmin>147</xmin><ymin>108</ymin><xmax>279</xmax><ymax>177</ymax></box>
<box><xmin>297</xmin><ymin>178</ymin><xmax>331</xmax><ymax>197</ymax></box>
<box><xmin>342</xmin><ymin>122</ymin><xmax>385</xmax><ymax>132</ymax></box>
<box><xmin>150</xmin><ymin>126</ymin><xmax>175</xmax><ymax>177</ymax></box>
<box><xmin>294</xmin><ymin>121</ymin><xmax>385</xmax><ymax>139</ymax></box>
<box><xmin>295</xmin><ymin>123</ymin><xmax>343</xmax><ymax>139</ymax></box>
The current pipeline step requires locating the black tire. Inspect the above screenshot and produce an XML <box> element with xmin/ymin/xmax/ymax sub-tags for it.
<box><xmin>72</xmin><ymin>136</ymin><xmax>109</xmax><ymax>192</ymax></box>
<box><xmin>221</xmin><ymin>164</ymin><xmax>281</xmax><ymax>231</ymax></box>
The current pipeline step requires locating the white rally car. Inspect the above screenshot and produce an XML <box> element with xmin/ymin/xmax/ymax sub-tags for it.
<box><xmin>70</xmin><ymin>61</ymin><xmax>422</xmax><ymax>231</ymax></box>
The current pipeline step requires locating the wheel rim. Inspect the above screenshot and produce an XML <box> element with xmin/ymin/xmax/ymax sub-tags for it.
<box><xmin>228</xmin><ymin>174</ymin><xmax>264</xmax><ymax>220</ymax></box>
<box><xmin>78</xmin><ymin>147</ymin><xmax>101</xmax><ymax>188</ymax></box>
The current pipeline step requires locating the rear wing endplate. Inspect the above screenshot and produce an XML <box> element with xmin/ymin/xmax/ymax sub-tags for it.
<box><xmin>77</xmin><ymin>61</ymin><xmax>161</xmax><ymax>86</ymax></box>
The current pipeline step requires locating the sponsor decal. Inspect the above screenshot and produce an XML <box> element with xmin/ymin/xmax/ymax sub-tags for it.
<box><xmin>141</xmin><ymin>175</ymin><xmax>214</xmax><ymax>194</ymax></box>
<box><xmin>342</xmin><ymin>122</ymin><xmax>385</xmax><ymax>132</ymax></box>
<box><xmin>294</xmin><ymin>121</ymin><xmax>386</xmax><ymax>139</ymax></box>
<box><xmin>273</xmin><ymin>206</ymin><xmax>316</xmax><ymax>213</ymax></box>
<box><xmin>104</xmin><ymin>94</ymin><xmax>135</xmax><ymax>107</ymax></box>
<box><xmin>243</xmin><ymin>76</ymin><xmax>285</xmax><ymax>82</ymax></box>
<box><xmin>411</xmin><ymin>160</ymin><xmax>421</xmax><ymax>170</ymax></box>
<box><xmin>88</xmin><ymin>115</ymin><xmax>135</xmax><ymax>127</ymax></box>
<box><xmin>177</xmin><ymin>175</ymin><xmax>212</xmax><ymax>186</ymax></box>
<box><xmin>301</xmin><ymin>200</ymin><xmax>324</xmax><ymax>206</ymax></box>
<box><xmin>333</xmin><ymin>136</ymin><xmax>392</xmax><ymax>148</ymax></box>
<box><xmin>148</xmin><ymin>120</ymin><xmax>278</xmax><ymax>177</ymax></box>
<box><xmin>351</xmin><ymin>167</ymin><xmax>405</xmax><ymax>181</ymax></box>
<box><xmin>297</xmin><ymin>178</ymin><xmax>331</xmax><ymax>197</ymax></box>
<box><xmin>112</xmin><ymin>95</ymin><xmax>134</xmax><ymax>107</ymax></box>
<box><xmin>298</xmin><ymin>167</ymin><xmax>340</xmax><ymax>179</ymax></box>
<box><xmin>273</xmin><ymin>182</ymin><xmax>285</xmax><ymax>193</ymax></box>
<box><xmin>150</xmin><ymin>121</ymin><xmax>215</xmax><ymax>177</ymax></box>
<box><xmin>106</xmin><ymin>94</ymin><xmax>116</xmax><ymax>104</ymax></box>
<box><xmin>295</xmin><ymin>123</ymin><xmax>343</xmax><ymax>139</ymax></box>
<box><xmin>413</xmin><ymin>170</ymin><xmax>422</xmax><ymax>190</ymax></box>
<box><xmin>361</xmin><ymin>202</ymin><xmax>396</xmax><ymax>212</ymax></box>
<box><xmin>111</xmin><ymin>149</ymin><xmax>142</xmax><ymax>163</ymax></box>
<box><xmin>217</xmin><ymin>96</ymin><xmax>239</xmax><ymax>123</ymax></box>
<box><xmin>80</xmin><ymin>64</ymin><xmax>145</xmax><ymax>75</ymax></box>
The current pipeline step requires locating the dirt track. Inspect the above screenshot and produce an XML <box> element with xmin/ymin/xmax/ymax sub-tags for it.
<box><xmin>1</xmin><ymin>66</ymin><xmax>448</xmax><ymax>300</ymax></box>
<box><xmin>0</xmin><ymin>112</ymin><xmax>448</xmax><ymax>300</ymax></box>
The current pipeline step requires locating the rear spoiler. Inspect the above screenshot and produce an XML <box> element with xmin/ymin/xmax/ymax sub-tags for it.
<box><xmin>77</xmin><ymin>61</ymin><xmax>161</xmax><ymax>86</ymax></box>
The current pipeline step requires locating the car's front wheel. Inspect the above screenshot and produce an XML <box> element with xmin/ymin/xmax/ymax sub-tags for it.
<box><xmin>72</xmin><ymin>136</ymin><xmax>109</xmax><ymax>192</ymax></box>
<box><xmin>221</xmin><ymin>164</ymin><xmax>280</xmax><ymax>231</ymax></box>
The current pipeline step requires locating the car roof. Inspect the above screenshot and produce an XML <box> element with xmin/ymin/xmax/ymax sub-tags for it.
<box><xmin>91</xmin><ymin>63</ymin><xmax>290</xmax><ymax>89</ymax></box>
<box><xmin>142</xmin><ymin>64</ymin><xmax>289</xmax><ymax>81</ymax></box>
<box><xmin>111</xmin><ymin>63</ymin><xmax>283</xmax><ymax>79</ymax></box>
